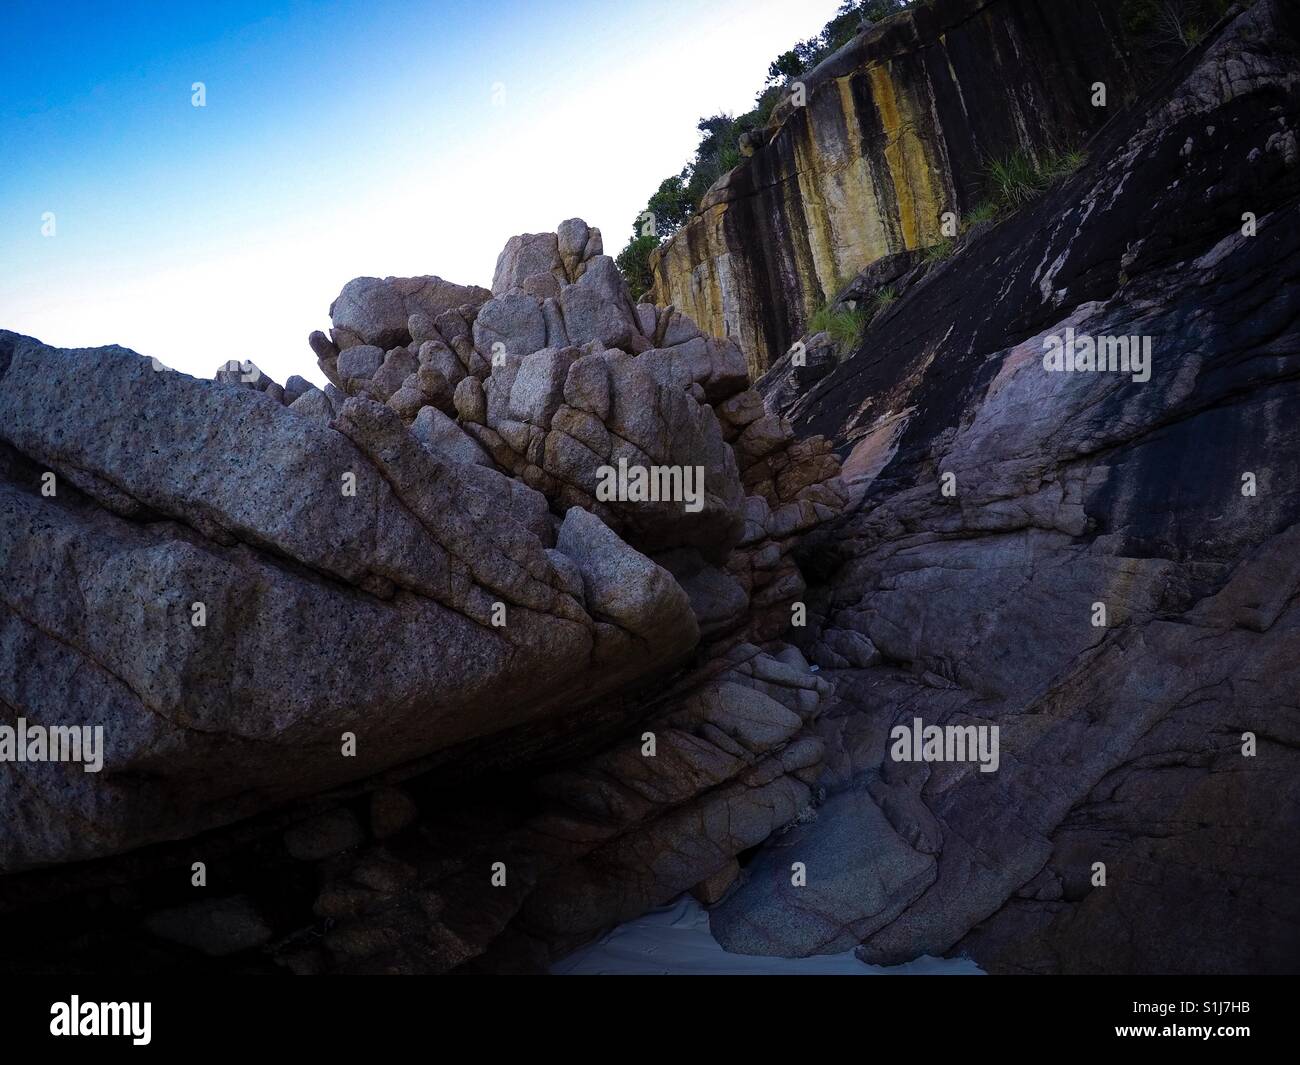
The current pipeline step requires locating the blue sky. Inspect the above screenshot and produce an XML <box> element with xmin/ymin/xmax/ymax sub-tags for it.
<box><xmin>0</xmin><ymin>0</ymin><xmax>841</xmax><ymax>384</ymax></box>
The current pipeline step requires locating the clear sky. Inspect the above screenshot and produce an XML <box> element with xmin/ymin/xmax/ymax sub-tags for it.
<box><xmin>0</xmin><ymin>0</ymin><xmax>841</xmax><ymax>385</ymax></box>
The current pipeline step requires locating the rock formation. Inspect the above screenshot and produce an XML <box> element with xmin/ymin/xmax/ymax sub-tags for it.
<box><xmin>0</xmin><ymin>0</ymin><xmax>1296</xmax><ymax>976</ymax></box>
<box><xmin>0</xmin><ymin>208</ymin><xmax>849</xmax><ymax>971</ymax></box>
<box><xmin>744</xmin><ymin>0</ymin><xmax>1300</xmax><ymax>973</ymax></box>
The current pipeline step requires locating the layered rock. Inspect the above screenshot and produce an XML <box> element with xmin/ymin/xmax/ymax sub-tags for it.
<box><xmin>739</xmin><ymin>0</ymin><xmax>1300</xmax><ymax>973</ymax></box>
<box><xmin>0</xmin><ymin>333</ymin><xmax>702</xmax><ymax>869</ymax></box>
<box><xmin>649</xmin><ymin>0</ymin><xmax>1140</xmax><ymax>374</ymax></box>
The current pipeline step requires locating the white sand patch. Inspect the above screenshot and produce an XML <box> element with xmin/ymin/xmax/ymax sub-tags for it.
<box><xmin>551</xmin><ymin>896</ymin><xmax>984</xmax><ymax>975</ymax></box>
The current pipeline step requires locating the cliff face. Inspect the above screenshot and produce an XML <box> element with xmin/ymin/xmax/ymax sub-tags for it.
<box><xmin>750</xmin><ymin>0</ymin><xmax>1300</xmax><ymax>972</ymax></box>
<box><xmin>649</xmin><ymin>0</ymin><xmax>1138</xmax><ymax>376</ymax></box>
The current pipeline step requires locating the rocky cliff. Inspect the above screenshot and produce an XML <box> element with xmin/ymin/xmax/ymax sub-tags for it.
<box><xmin>751</xmin><ymin>0</ymin><xmax>1300</xmax><ymax>972</ymax></box>
<box><xmin>0</xmin><ymin>0</ymin><xmax>1296</xmax><ymax>975</ymax></box>
<box><xmin>649</xmin><ymin>0</ymin><xmax>1139</xmax><ymax>375</ymax></box>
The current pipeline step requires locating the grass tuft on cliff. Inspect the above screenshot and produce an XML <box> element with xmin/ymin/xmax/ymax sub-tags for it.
<box><xmin>924</xmin><ymin>238</ymin><xmax>955</xmax><ymax>263</ymax></box>
<box><xmin>809</xmin><ymin>303</ymin><xmax>869</xmax><ymax>351</ymax></box>
<box><xmin>962</xmin><ymin>200</ymin><xmax>1001</xmax><ymax>230</ymax></box>
<box><xmin>807</xmin><ymin>283</ymin><xmax>898</xmax><ymax>356</ymax></box>
<box><xmin>981</xmin><ymin>148</ymin><xmax>1085</xmax><ymax>215</ymax></box>
<box><xmin>1121</xmin><ymin>0</ymin><xmax>1234</xmax><ymax>54</ymax></box>
<box><xmin>865</xmin><ymin>285</ymin><xmax>898</xmax><ymax>319</ymax></box>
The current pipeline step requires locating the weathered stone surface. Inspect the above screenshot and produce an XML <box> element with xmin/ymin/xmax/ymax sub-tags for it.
<box><xmin>493</xmin><ymin>231</ymin><xmax>565</xmax><ymax>295</ymax></box>
<box><xmin>472</xmin><ymin>292</ymin><xmax>547</xmax><ymax>358</ymax></box>
<box><xmin>454</xmin><ymin>375</ymin><xmax>486</xmax><ymax>424</ymax></box>
<box><xmin>0</xmin><ymin>189</ymin><xmax>848</xmax><ymax>971</ymax></box>
<box><xmin>692</xmin><ymin>858</ymin><xmax>739</xmax><ymax>906</ymax></box>
<box><xmin>556</xmin><ymin>256</ymin><xmax>640</xmax><ymax>351</ymax></box>
<box><xmin>711</xmin><ymin>790</ymin><xmax>933</xmax><ymax>955</ymax></box>
<box><xmin>518</xmin><ymin>643</ymin><xmax>831</xmax><ymax>949</ymax></box>
<box><xmin>329</xmin><ymin>276</ymin><xmax>491</xmax><ymax>352</ymax></box>
<box><xmin>495</xmin><ymin>221</ymin><xmax>604</xmax><ymax>296</ymax></box>
<box><xmin>0</xmin><ymin>327</ymin><xmax>703</xmax><ymax>869</ymax></box>
<box><xmin>283</xmin><ymin>375</ymin><xmax>316</xmax><ymax>405</ymax></box>
<box><xmin>287</xmin><ymin>387</ymin><xmax>334</xmax><ymax>423</ymax></box>
<box><xmin>0</xmin><ymin>192</ymin><xmax>838</xmax><ymax>909</ymax></box>
<box><xmin>336</xmin><ymin>343</ymin><xmax>384</xmax><ymax>383</ymax></box>
<box><xmin>410</xmin><ymin>405</ymin><xmax>492</xmax><ymax>467</ymax></box>
<box><xmin>556</xmin><ymin>507</ymin><xmax>695</xmax><ymax>647</ymax></box>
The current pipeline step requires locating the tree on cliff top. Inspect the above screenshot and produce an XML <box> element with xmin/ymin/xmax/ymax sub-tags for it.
<box><xmin>616</xmin><ymin>0</ymin><xmax>918</xmax><ymax>301</ymax></box>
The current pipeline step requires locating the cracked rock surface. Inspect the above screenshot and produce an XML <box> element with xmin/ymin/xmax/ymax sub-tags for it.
<box><xmin>0</xmin><ymin>204</ymin><xmax>846</xmax><ymax>971</ymax></box>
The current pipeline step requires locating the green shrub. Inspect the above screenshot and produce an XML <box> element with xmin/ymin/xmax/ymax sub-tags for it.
<box><xmin>1041</xmin><ymin>148</ymin><xmax>1086</xmax><ymax>181</ymax></box>
<box><xmin>985</xmin><ymin>150</ymin><xmax>1050</xmax><ymax>207</ymax></box>
<box><xmin>644</xmin><ymin>175</ymin><xmax>694</xmax><ymax>237</ymax></box>
<box><xmin>625</xmin><ymin>2</ymin><xmax>924</xmax><ymax>246</ymax></box>
<box><xmin>1121</xmin><ymin>0</ymin><xmax>1232</xmax><ymax>52</ymax></box>
<box><xmin>717</xmin><ymin>144</ymin><xmax>742</xmax><ymax>176</ymax></box>
<box><xmin>806</xmin><ymin>280</ymin><xmax>898</xmax><ymax>350</ymax></box>
<box><xmin>615</xmin><ymin>234</ymin><xmax>661</xmax><ymax>302</ymax></box>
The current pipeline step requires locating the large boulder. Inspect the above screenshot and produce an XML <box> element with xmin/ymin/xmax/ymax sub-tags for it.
<box><xmin>0</xmin><ymin>334</ymin><xmax>700</xmax><ymax>870</ymax></box>
<box><xmin>329</xmin><ymin>275</ymin><xmax>491</xmax><ymax>351</ymax></box>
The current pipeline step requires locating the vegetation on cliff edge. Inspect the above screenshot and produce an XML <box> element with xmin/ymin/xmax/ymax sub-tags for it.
<box><xmin>616</xmin><ymin>0</ymin><xmax>917</xmax><ymax>299</ymax></box>
<box><xmin>617</xmin><ymin>0</ymin><xmax>1238</xmax><ymax>303</ymax></box>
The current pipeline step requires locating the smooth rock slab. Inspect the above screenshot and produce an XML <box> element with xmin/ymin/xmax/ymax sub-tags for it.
<box><xmin>709</xmin><ymin>790</ymin><xmax>935</xmax><ymax>956</ymax></box>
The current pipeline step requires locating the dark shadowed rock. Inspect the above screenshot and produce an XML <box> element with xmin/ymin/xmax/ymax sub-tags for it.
<box><xmin>745</xmin><ymin>0</ymin><xmax>1300</xmax><ymax>974</ymax></box>
<box><xmin>284</xmin><ymin>809</ymin><xmax>365</xmax><ymax>862</ymax></box>
<box><xmin>145</xmin><ymin>896</ymin><xmax>273</xmax><ymax>957</ymax></box>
